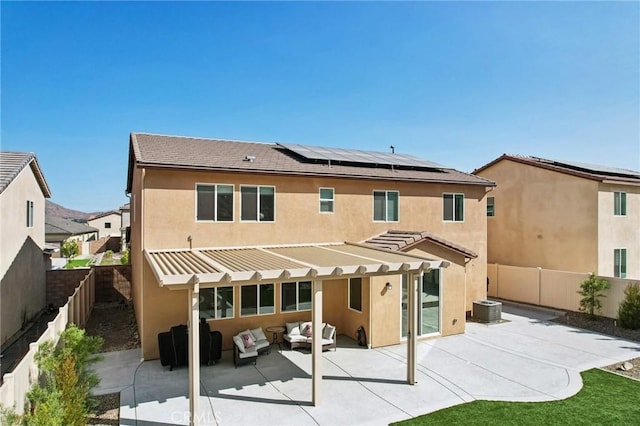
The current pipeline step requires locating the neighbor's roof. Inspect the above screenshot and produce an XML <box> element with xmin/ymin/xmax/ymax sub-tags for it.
<box><xmin>363</xmin><ymin>230</ymin><xmax>477</xmax><ymax>259</ymax></box>
<box><xmin>88</xmin><ymin>210</ymin><xmax>121</xmax><ymax>221</ymax></box>
<box><xmin>45</xmin><ymin>216</ymin><xmax>99</xmax><ymax>236</ymax></box>
<box><xmin>0</xmin><ymin>151</ymin><xmax>52</xmax><ymax>197</ymax></box>
<box><xmin>126</xmin><ymin>132</ymin><xmax>495</xmax><ymax>192</ymax></box>
<box><xmin>145</xmin><ymin>242</ymin><xmax>447</xmax><ymax>288</ymax></box>
<box><xmin>473</xmin><ymin>154</ymin><xmax>640</xmax><ymax>185</ymax></box>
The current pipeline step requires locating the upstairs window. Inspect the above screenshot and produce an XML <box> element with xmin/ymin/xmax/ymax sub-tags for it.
<box><xmin>373</xmin><ymin>190</ymin><xmax>399</xmax><ymax>222</ymax></box>
<box><xmin>614</xmin><ymin>192</ymin><xmax>627</xmax><ymax>216</ymax></box>
<box><xmin>26</xmin><ymin>200</ymin><xmax>34</xmax><ymax>227</ymax></box>
<box><xmin>105</xmin><ymin>222</ymin><xmax>112</xmax><ymax>229</ymax></box>
<box><xmin>443</xmin><ymin>193</ymin><xmax>464</xmax><ymax>222</ymax></box>
<box><xmin>487</xmin><ymin>197</ymin><xmax>495</xmax><ymax>217</ymax></box>
<box><xmin>241</xmin><ymin>185</ymin><xmax>275</xmax><ymax>222</ymax></box>
<box><xmin>281</xmin><ymin>281</ymin><xmax>312</xmax><ymax>312</ymax></box>
<box><xmin>319</xmin><ymin>188</ymin><xmax>335</xmax><ymax>213</ymax></box>
<box><xmin>197</xmin><ymin>184</ymin><xmax>234</xmax><ymax>222</ymax></box>
<box><xmin>614</xmin><ymin>248</ymin><xmax>627</xmax><ymax>278</ymax></box>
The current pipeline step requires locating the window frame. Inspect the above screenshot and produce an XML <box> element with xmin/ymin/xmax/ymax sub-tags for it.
<box><xmin>487</xmin><ymin>196</ymin><xmax>495</xmax><ymax>217</ymax></box>
<box><xmin>372</xmin><ymin>190</ymin><xmax>400</xmax><ymax>223</ymax></box>
<box><xmin>240</xmin><ymin>185</ymin><xmax>276</xmax><ymax>222</ymax></box>
<box><xmin>614</xmin><ymin>191</ymin><xmax>627</xmax><ymax>216</ymax></box>
<box><xmin>281</xmin><ymin>281</ymin><xmax>312</xmax><ymax>312</ymax></box>
<box><xmin>195</xmin><ymin>183</ymin><xmax>235</xmax><ymax>222</ymax></box>
<box><xmin>319</xmin><ymin>187</ymin><xmax>335</xmax><ymax>214</ymax></box>
<box><xmin>240</xmin><ymin>283</ymin><xmax>275</xmax><ymax>317</ymax></box>
<box><xmin>348</xmin><ymin>277</ymin><xmax>363</xmax><ymax>313</ymax></box>
<box><xmin>443</xmin><ymin>193</ymin><xmax>465</xmax><ymax>222</ymax></box>
<box><xmin>199</xmin><ymin>286</ymin><xmax>235</xmax><ymax>320</ymax></box>
<box><xmin>105</xmin><ymin>222</ymin><xmax>112</xmax><ymax>229</ymax></box>
<box><xmin>26</xmin><ymin>200</ymin><xmax>34</xmax><ymax>228</ymax></box>
<box><xmin>614</xmin><ymin>248</ymin><xmax>627</xmax><ymax>278</ymax></box>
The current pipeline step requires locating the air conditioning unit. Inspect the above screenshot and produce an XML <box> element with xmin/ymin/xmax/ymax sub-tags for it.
<box><xmin>473</xmin><ymin>300</ymin><xmax>502</xmax><ymax>323</ymax></box>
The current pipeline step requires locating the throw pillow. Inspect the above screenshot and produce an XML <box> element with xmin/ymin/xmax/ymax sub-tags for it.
<box><xmin>233</xmin><ymin>335</ymin><xmax>246</xmax><ymax>353</ymax></box>
<box><xmin>242</xmin><ymin>333</ymin><xmax>255</xmax><ymax>349</ymax></box>
<box><xmin>251</xmin><ymin>327</ymin><xmax>267</xmax><ymax>342</ymax></box>
<box><xmin>323</xmin><ymin>324</ymin><xmax>336</xmax><ymax>340</ymax></box>
<box><xmin>302</xmin><ymin>324</ymin><xmax>312</xmax><ymax>337</ymax></box>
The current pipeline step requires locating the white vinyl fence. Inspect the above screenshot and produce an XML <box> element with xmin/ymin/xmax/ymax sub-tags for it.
<box><xmin>487</xmin><ymin>263</ymin><xmax>637</xmax><ymax>319</ymax></box>
<box><xmin>0</xmin><ymin>269</ymin><xmax>95</xmax><ymax>414</ymax></box>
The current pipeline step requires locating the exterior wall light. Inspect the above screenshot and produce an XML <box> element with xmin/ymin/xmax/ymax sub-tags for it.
<box><xmin>385</xmin><ymin>282</ymin><xmax>393</xmax><ymax>291</ymax></box>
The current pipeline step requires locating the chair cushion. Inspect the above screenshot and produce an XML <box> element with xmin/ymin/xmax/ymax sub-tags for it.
<box><xmin>286</xmin><ymin>321</ymin><xmax>301</xmax><ymax>336</ymax></box>
<box><xmin>233</xmin><ymin>335</ymin><xmax>246</xmax><ymax>353</ymax></box>
<box><xmin>254</xmin><ymin>339</ymin><xmax>270</xmax><ymax>351</ymax></box>
<box><xmin>283</xmin><ymin>334</ymin><xmax>308</xmax><ymax>344</ymax></box>
<box><xmin>251</xmin><ymin>327</ymin><xmax>267</xmax><ymax>342</ymax></box>
<box><xmin>238</xmin><ymin>349</ymin><xmax>258</xmax><ymax>359</ymax></box>
<box><xmin>321</xmin><ymin>338</ymin><xmax>334</xmax><ymax>346</ymax></box>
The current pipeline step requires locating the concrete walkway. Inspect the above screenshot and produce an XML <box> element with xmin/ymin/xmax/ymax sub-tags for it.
<box><xmin>92</xmin><ymin>307</ymin><xmax>640</xmax><ymax>425</ymax></box>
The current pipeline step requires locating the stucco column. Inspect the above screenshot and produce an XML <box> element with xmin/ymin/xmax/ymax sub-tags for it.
<box><xmin>312</xmin><ymin>279</ymin><xmax>323</xmax><ymax>406</ymax></box>
<box><xmin>407</xmin><ymin>273</ymin><xmax>417</xmax><ymax>385</ymax></box>
<box><xmin>188</xmin><ymin>277</ymin><xmax>200</xmax><ymax>426</ymax></box>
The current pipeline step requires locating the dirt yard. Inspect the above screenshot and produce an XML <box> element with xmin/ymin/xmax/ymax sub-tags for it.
<box><xmin>85</xmin><ymin>302</ymin><xmax>140</xmax><ymax>425</ymax></box>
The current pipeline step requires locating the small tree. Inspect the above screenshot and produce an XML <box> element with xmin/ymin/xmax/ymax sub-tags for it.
<box><xmin>618</xmin><ymin>283</ymin><xmax>640</xmax><ymax>330</ymax></box>
<box><xmin>120</xmin><ymin>248</ymin><xmax>129</xmax><ymax>265</ymax></box>
<box><xmin>578</xmin><ymin>274</ymin><xmax>609</xmax><ymax>319</ymax></box>
<box><xmin>61</xmin><ymin>239</ymin><xmax>80</xmax><ymax>267</ymax></box>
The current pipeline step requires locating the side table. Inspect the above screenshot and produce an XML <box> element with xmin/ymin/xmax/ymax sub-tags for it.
<box><xmin>265</xmin><ymin>325</ymin><xmax>286</xmax><ymax>350</ymax></box>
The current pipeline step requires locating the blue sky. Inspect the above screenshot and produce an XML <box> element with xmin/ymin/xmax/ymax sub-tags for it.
<box><xmin>2</xmin><ymin>1</ymin><xmax>639</xmax><ymax>212</ymax></box>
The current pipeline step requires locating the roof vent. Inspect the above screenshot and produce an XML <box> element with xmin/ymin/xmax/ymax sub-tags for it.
<box><xmin>244</xmin><ymin>155</ymin><xmax>256</xmax><ymax>162</ymax></box>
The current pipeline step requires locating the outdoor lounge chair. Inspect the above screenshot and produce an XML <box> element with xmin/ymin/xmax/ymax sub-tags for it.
<box><xmin>232</xmin><ymin>328</ymin><xmax>270</xmax><ymax>367</ymax></box>
<box><xmin>283</xmin><ymin>321</ymin><xmax>336</xmax><ymax>351</ymax></box>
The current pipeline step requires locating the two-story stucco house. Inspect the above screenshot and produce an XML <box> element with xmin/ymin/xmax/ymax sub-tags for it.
<box><xmin>87</xmin><ymin>210</ymin><xmax>122</xmax><ymax>239</ymax></box>
<box><xmin>126</xmin><ymin>133</ymin><xmax>495</xmax><ymax>364</ymax></box>
<box><xmin>0</xmin><ymin>151</ymin><xmax>51</xmax><ymax>346</ymax></box>
<box><xmin>474</xmin><ymin>154</ymin><xmax>640</xmax><ymax>279</ymax></box>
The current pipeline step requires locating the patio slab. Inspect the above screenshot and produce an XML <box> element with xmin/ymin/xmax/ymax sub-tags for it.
<box><xmin>97</xmin><ymin>309</ymin><xmax>640</xmax><ymax>425</ymax></box>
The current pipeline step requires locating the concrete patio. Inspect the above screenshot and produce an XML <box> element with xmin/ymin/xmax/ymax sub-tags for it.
<box><xmin>93</xmin><ymin>306</ymin><xmax>640</xmax><ymax>425</ymax></box>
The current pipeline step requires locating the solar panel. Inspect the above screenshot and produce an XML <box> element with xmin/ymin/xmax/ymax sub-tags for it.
<box><xmin>538</xmin><ymin>157</ymin><xmax>640</xmax><ymax>178</ymax></box>
<box><xmin>277</xmin><ymin>143</ymin><xmax>449</xmax><ymax>170</ymax></box>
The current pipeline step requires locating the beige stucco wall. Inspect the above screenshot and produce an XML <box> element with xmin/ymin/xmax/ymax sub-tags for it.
<box><xmin>0</xmin><ymin>163</ymin><xmax>47</xmax><ymax>345</ymax></box>
<box><xmin>88</xmin><ymin>212</ymin><xmax>121</xmax><ymax>239</ymax></box>
<box><xmin>477</xmin><ymin>160</ymin><xmax>599</xmax><ymax>272</ymax></box>
<box><xmin>597</xmin><ymin>183</ymin><xmax>640</xmax><ymax>279</ymax></box>
<box><xmin>133</xmin><ymin>167</ymin><xmax>488</xmax><ymax>359</ymax></box>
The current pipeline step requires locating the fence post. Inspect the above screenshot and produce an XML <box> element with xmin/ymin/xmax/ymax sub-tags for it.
<box><xmin>537</xmin><ymin>267</ymin><xmax>542</xmax><ymax>305</ymax></box>
<box><xmin>3</xmin><ymin>372</ymin><xmax>15</xmax><ymax>412</ymax></box>
<box><xmin>67</xmin><ymin>295</ymin><xmax>74</xmax><ymax>326</ymax></box>
<box><xmin>28</xmin><ymin>343</ymin><xmax>39</xmax><ymax>388</ymax></box>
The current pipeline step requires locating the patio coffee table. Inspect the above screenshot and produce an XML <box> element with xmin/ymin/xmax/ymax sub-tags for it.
<box><xmin>265</xmin><ymin>326</ymin><xmax>285</xmax><ymax>350</ymax></box>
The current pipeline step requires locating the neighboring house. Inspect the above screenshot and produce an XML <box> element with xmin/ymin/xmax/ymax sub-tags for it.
<box><xmin>87</xmin><ymin>210</ymin><xmax>121</xmax><ymax>239</ymax></box>
<box><xmin>119</xmin><ymin>202</ymin><xmax>130</xmax><ymax>252</ymax></box>
<box><xmin>45</xmin><ymin>216</ymin><xmax>99</xmax><ymax>256</ymax></box>
<box><xmin>0</xmin><ymin>151</ymin><xmax>51</xmax><ymax>347</ymax></box>
<box><xmin>474</xmin><ymin>154</ymin><xmax>640</xmax><ymax>279</ymax></box>
<box><xmin>127</xmin><ymin>132</ymin><xmax>495</xmax><ymax>362</ymax></box>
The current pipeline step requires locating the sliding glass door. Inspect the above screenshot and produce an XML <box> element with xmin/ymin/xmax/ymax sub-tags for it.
<box><xmin>401</xmin><ymin>270</ymin><xmax>441</xmax><ymax>338</ymax></box>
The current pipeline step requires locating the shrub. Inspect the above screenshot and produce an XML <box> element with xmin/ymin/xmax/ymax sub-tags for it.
<box><xmin>120</xmin><ymin>248</ymin><xmax>129</xmax><ymax>265</ymax></box>
<box><xmin>104</xmin><ymin>250</ymin><xmax>113</xmax><ymax>258</ymax></box>
<box><xmin>578</xmin><ymin>274</ymin><xmax>609</xmax><ymax>319</ymax></box>
<box><xmin>618</xmin><ymin>283</ymin><xmax>640</xmax><ymax>330</ymax></box>
<box><xmin>61</xmin><ymin>240</ymin><xmax>79</xmax><ymax>266</ymax></box>
<box><xmin>24</xmin><ymin>325</ymin><xmax>103</xmax><ymax>425</ymax></box>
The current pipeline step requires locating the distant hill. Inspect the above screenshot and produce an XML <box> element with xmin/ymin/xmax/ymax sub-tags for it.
<box><xmin>45</xmin><ymin>200</ymin><xmax>105</xmax><ymax>221</ymax></box>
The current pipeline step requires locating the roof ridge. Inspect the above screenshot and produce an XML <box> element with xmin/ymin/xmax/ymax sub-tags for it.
<box><xmin>131</xmin><ymin>131</ymin><xmax>276</xmax><ymax>146</ymax></box>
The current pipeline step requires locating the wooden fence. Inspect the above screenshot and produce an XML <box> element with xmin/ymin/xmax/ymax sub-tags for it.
<box><xmin>487</xmin><ymin>263</ymin><xmax>637</xmax><ymax>319</ymax></box>
<box><xmin>0</xmin><ymin>269</ymin><xmax>95</xmax><ymax>414</ymax></box>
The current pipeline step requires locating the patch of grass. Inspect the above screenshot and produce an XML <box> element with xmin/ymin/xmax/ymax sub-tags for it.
<box><xmin>64</xmin><ymin>258</ymin><xmax>91</xmax><ymax>269</ymax></box>
<box><xmin>393</xmin><ymin>369</ymin><xmax>640</xmax><ymax>426</ymax></box>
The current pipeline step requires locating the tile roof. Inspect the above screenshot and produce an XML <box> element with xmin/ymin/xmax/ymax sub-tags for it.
<box><xmin>0</xmin><ymin>151</ymin><xmax>51</xmax><ymax>197</ymax></box>
<box><xmin>45</xmin><ymin>216</ymin><xmax>98</xmax><ymax>236</ymax></box>
<box><xmin>127</xmin><ymin>133</ymin><xmax>495</xmax><ymax>192</ymax></box>
<box><xmin>88</xmin><ymin>210</ymin><xmax>121</xmax><ymax>221</ymax></box>
<box><xmin>362</xmin><ymin>230</ymin><xmax>477</xmax><ymax>259</ymax></box>
<box><xmin>473</xmin><ymin>154</ymin><xmax>640</xmax><ymax>185</ymax></box>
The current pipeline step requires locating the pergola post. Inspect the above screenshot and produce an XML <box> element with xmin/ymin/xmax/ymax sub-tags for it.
<box><xmin>407</xmin><ymin>273</ymin><xmax>417</xmax><ymax>385</ymax></box>
<box><xmin>188</xmin><ymin>277</ymin><xmax>200</xmax><ymax>425</ymax></box>
<box><xmin>312</xmin><ymin>279</ymin><xmax>323</xmax><ymax>406</ymax></box>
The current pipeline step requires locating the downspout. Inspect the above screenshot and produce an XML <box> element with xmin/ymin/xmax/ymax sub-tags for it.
<box><xmin>368</xmin><ymin>276</ymin><xmax>372</xmax><ymax>349</ymax></box>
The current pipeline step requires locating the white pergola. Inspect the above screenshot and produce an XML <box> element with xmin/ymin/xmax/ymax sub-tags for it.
<box><xmin>144</xmin><ymin>242</ymin><xmax>446</xmax><ymax>426</ymax></box>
